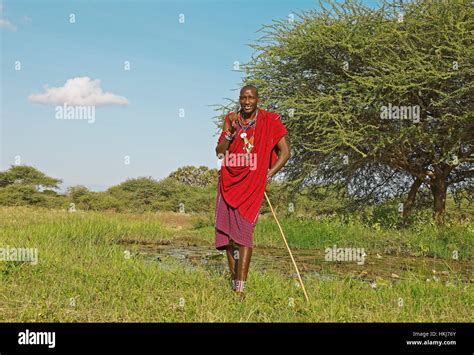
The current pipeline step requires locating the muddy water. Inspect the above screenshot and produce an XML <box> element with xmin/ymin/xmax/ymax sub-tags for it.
<box><xmin>118</xmin><ymin>239</ymin><xmax>473</xmax><ymax>285</ymax></box>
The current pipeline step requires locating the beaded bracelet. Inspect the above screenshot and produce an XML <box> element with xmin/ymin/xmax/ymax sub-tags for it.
<box><xmin>224</xmin><ymin>129</ymin><xmax>235</xmax><ymax>141</ymax></box>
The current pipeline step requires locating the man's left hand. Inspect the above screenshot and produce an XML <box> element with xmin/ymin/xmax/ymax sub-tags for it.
<box><xmin>267</xmin><ymin>170</ymin><xmax>274</xmax><ymax>182</ymax></box>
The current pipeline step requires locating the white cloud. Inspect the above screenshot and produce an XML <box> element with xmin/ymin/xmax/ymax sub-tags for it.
<box><xmin>0</xmin><ymin>18</ymin><xmax>16</xmax><ymax>31</ymax></box>
<box><xmin>0</xmin><ymin>4</ymin><xmax>17</xmax><ymax>31</ymax></box>
<box><xmin>29</xmin><ymin>77</ymin><xmax>129</xmax><ymax>106</ymax></box>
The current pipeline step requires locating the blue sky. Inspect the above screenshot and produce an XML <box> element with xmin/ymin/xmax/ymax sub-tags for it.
<box><xmin>1</xmin><ymin>0</ymin><xmax>378</xmax><ymax>191</ymax></box>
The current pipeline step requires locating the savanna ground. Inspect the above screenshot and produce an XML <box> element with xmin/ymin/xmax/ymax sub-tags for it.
<box><xmin>0</xmin><ymin>206</ymin><xmax>472</xmax><ymax>322</ymax></box>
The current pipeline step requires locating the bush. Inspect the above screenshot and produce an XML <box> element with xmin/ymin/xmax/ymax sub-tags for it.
<box><xmin>168</xmin><ymin>166</ymin><xmax>218</xmax><ymax>187</ymax></box>
<box><xmin>74</xmin><ymin>191</ymin><xmax>123</xmax><ymax>211</ymax></box>
<box><xmin>0</xmin><ymin>184</ymin><xmax>46</xmax><ymax>206</ymax></box>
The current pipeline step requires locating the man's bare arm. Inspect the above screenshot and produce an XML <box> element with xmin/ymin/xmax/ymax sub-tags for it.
<box><xmin>215</xmin><ymin>113</ymin><xmax>238</xmax><ymax>156</ymax></box>
<box><xmin>268</xmin><ymin>136</ymin><xmax>291</xmax><ymax>179</ymax></box>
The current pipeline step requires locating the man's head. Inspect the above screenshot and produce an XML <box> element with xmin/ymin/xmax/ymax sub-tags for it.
<box><xmin>239</xmin><ymin>85</ymin><xmax>259</xmax><ymax>115</ymax></box>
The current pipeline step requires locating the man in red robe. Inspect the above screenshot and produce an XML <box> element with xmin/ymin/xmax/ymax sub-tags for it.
<box><xmin>215</xmin><ymin>85</ymin><xmax>291</xmax><ymax>299</ymax></box>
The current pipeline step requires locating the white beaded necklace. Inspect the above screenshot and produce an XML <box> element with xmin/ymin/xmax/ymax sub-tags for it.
<box><xmin>239</xmin><ymin>109</ymin><xmax>258</xmax><ymax>153</ymax></box>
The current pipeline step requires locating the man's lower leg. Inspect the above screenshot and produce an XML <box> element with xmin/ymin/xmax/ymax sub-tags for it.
<box><xmin>226</xmin><ymin>242</ymin><xmax>237</xmax><ymax>290</ymax></box>
<box><xmin>235</xmin><ymin>245</ymin><xmax>252</xmax><ymax>294</ymax></box>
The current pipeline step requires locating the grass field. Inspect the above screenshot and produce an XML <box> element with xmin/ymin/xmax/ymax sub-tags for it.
<box><xmin>0</xmin><ymin>207</ymin><xmax>472</xmax><ymax>322</ymax></box>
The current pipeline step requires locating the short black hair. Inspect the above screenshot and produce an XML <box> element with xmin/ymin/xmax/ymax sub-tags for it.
<box><xmin>240</xmin><ymin>85</ymin><xmax>258</xmax><ymax>97</ymax></box>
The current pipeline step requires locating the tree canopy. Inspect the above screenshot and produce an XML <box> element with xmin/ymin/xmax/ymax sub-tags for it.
<box><xmin>219</xmin><ymin>0</ymin><xmax>473</xmax><ymax>223</ymax></box>
<box><xmin>0</xmin><ymin>165</ymin><xmax>62</xmax><ymax>190</ymax></box>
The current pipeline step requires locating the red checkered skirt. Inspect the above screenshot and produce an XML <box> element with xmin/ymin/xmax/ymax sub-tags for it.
<box><xmin>214</xmin><ymin>180</ymin><xmax>260</xmax><ymax>250</ymax></box>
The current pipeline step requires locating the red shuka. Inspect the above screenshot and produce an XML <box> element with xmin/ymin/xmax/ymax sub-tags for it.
<box><xmin>217</xmin><ymin>108</ymin><xmax>287</xmax><ymax>224</ymax></box>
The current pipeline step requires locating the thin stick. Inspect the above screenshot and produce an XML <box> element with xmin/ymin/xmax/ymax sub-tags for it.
<box><xmin>264</xmin><ymin>191</ymin><xmax>310</xmax><ymax>303</ymax></box>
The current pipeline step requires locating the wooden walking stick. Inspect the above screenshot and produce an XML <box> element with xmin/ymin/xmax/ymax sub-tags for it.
<box><xmin>264</xmin><ymin>191</ymin><xmax>310</xmax><ymax>303</ymax></box>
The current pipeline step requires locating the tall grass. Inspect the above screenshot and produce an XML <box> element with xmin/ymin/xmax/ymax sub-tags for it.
<box><xmin>0</xmin><ymin>207</ymin><xmax>472</xmax><ymax>322</ymax></box>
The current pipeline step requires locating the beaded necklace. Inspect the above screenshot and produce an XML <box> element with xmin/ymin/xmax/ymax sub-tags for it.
<box><xmin>238</xmin><ymin>109</ymin><xmax>258</xmax><ymax>153</ymax></box>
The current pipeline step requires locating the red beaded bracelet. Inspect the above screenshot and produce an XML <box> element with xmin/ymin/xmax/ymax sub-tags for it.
<box><xmin>224</xmin><ymin>129</ymin><xmax>235</xmax><ymax>141</ymax></box>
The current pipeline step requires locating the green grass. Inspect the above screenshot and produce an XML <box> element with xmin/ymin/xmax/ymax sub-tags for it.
<box><xmin>0</xmin><ymin>207</ymin><xmax>472</xmax><ymax>322</ymax></box>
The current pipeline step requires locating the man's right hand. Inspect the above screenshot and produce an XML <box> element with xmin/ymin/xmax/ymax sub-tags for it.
<box><xmin>228</xmin><ymin>112</ymin><xmax>239</xmax><ymax>134</ymax></box>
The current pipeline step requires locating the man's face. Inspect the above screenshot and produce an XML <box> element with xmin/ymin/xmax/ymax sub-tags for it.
<box><xmin>239</xmin><ymin>89</ymin><xmax>258</xmax><ymax>115</ymax></box>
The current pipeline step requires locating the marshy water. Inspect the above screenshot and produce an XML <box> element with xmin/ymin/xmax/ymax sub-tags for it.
<box><xmin>118</xmin><ymin>238</ymin><xmax>473</xmax><ymax>286</ymax></box>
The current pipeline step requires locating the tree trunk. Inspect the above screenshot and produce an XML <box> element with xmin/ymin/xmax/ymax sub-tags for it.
<box><xmin>403</xmin><ymin>177</ymin><xmax>423</xmax><ymax>218</ymax></box>
<box><xmin>430</xmin><ymin>175</ymin><xmax>448</xmax><ymax>225</ymax></box>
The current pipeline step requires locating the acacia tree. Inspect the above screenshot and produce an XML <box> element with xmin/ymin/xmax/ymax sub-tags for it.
<box><xmin>233</xmin><ymin>0</ymin><xmax>473</xmax><ymax>224</ymax></box>
<box><xmin>168</xmin><ymin>166</ymin><xmax>218</xmax><ymax>187</ymax></box>
<box><xmin>0</xmin><ymin>165</ymin><xmax>62</xmax><ymax>190</ymax></box>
